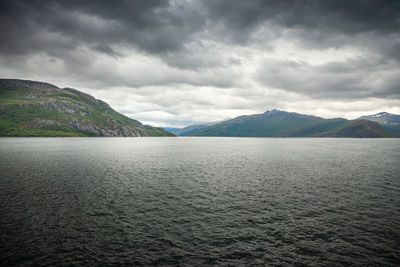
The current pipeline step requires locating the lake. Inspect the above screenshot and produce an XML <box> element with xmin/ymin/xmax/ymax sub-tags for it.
<box><xmin>0</xmin><ymin>137</ymin><xmax>399</xmax><ymax>266</ymax></box>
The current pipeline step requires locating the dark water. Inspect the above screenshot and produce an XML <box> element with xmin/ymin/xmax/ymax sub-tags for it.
<box><xmin>0</xmin><ymin>137</ymin><xmax>399</xmax><ymax>266</ymax></box>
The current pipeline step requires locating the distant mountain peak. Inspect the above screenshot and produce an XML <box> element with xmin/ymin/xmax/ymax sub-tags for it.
<box><xmin>358</xmin><ymin>112</ymin><xmax>400</xmax><ymax>126</ymax></box>
<box><xmin>369</xmin><ymin>112</ymin><xmax>390</xmax><ymax>117</ymax></box>
<box><xmin>360</xmin><ymin>111</ymin><xmax>395</xmax><ymax>117</ymax></box>
<box><xmin>264</xmin><ymin>109</ymin><xmax>280</xmax><ymax>113</ymax></box>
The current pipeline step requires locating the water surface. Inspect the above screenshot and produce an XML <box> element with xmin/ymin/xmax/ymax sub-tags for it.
<box><xmin>0</xmin><ymin>137</ymin><xmax>399</xmax><ymax>266</ymax></box>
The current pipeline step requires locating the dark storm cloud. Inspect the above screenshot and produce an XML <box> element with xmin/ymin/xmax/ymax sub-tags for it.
<box><xmin>204</xmin><ymin>0</ymin><xmax>400</xmax><ymax>39</ymax></box>
<box><xmin>0</xmin><ymin>0</ymin><xmax>204</xmax><ymax>57</ymax></box>
<box><xmin>1</xmin><ymin>0</ymin><xmax>399</xmax><ymax>57</ymax></box>
<box><xmin>0</xmin><ymin>0</ymin><xmax>399</xmax><ymax>107</ymax></box>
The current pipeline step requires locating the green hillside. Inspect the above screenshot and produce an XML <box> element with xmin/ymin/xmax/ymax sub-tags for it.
<box><xmin>192</xmin><ymin>110</ymin><xmax>392</xmax><ymax>138</ymax></box>
<box><xmin>0</xmin><ymin>79</ymin><xmax>174</xmax><ymax>137</ymax></box>
<box><xmin>193</xmin><ymin>110</ymin><xmax>346</xmax><ymax>137</ymax></box>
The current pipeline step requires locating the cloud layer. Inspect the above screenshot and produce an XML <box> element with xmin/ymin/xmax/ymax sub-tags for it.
<box><xmin>1</xmin><ymin>0</ymin><xmax>399</xmax><ymax>126</ymax></box>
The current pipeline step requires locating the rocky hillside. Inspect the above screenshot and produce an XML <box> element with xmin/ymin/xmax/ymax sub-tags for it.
<box><xmin>0</xmin><ymin>79</ymin><xmax>174</xmax><ymax>137</ymax></box>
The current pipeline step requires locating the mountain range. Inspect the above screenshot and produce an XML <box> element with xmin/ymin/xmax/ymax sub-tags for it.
<box><xmin>168</xmin><ymin>110</ymin><xmax>399</xmax><ymax>138</ymax></box>
<box><xmin>0</xmin><ymin>79</ymin><xmax>173</xmax><ymax>137</ymax></box>
<box><xmin>1</xmin><ymin>78</ymin><xmax>398</xmax><ymax>138</ymax></box>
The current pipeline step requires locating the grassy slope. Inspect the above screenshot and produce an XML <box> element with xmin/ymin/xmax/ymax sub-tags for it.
<box><xmin>0</xmin><ymin>80</ymin><xmax>173</xmax><ymax>137</ymax></box>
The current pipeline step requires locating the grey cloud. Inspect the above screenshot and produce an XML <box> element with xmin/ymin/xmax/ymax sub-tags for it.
<box><xmin>1</xmin><ymin>0</ymin><xmax>400</xmax><ymax>127</ymax></box>
<box><xmin>204</xmin><ymin>0</ymin><xmax>400</xmax><ymax>64</ymax></box>
<box><xmin>2</xmin><ymin>0</ymin><xmax>399</xmax><ymax>57</ymax></box>
<box><xmin>205</xmin><ymin>0</ymin><xmax>400</xmax><ymax>38</ymax></box>
<box><xmin>257</xmin><ymin>57</ymin><xmax>400</xmax><ymax>100</ymax></box>
<box><xmin>0</xmin><ymin>0</ymin><xmax>203</xmax><ymax>57</ymax></box>
<box><xmin>91</xmin><ymin>44</ymin><xmax>122</xmax><ymax>58</ymax></box>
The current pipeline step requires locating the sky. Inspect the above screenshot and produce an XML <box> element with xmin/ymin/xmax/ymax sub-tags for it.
<box><xmin>1</xmin><ymin>0</ymin><xmax>400</xmax><ymax>127</ymax></box>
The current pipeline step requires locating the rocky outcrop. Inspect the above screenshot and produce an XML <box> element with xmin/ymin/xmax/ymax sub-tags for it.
<box><xmin>32</xmin><ymin>118</ymin><xmax>144</xmax><ymax>137</ymax></box>
<box><xmin>39</xmin><ymin>100</ymin><xmax>89</xmax><ymax>116</ymax></box>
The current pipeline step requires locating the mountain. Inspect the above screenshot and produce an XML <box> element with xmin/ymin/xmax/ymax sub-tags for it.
<box><xmin>0</xmin><ymin>79</ymin><xmax>174</xmax><ymax>137</ymax></box>
<box><xmin>358</xmin><ymin>112</ymin><xmax>400</xmax><ymax>135</ymax></box>
<box><xmin>172</xmin><ymin>120</ymin><xmax>231</xmax><ymax>136</ymax></box>
<box><xmin>174</xmin><ymin>122</ymin><xmax>214</xmax><ymax>136</ymax></box>
<box><xmin>191</xmin><ymin>109</ymin><xmax>393</xmax><ymax>138</ymax></box>
<box><xmin>162</xmin><ymin>127</ymin><xmax>181</xmax><ymax>134</ymax></box>
<box><xmin>192</xmin><ymin>110</ymin><xmax>345</xmax><ymax>137</ymax></box>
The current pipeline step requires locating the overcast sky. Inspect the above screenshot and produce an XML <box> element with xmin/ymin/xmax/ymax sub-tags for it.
<box><xmin>1</xmin><ymin>0</ymin><xmax>399</xmax><ymax>127</ymax></box>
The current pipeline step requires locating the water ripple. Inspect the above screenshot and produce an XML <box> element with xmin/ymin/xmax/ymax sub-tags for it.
<box><xmin>0</xmin><ymin>137</ymin><xmax>399</xmax><ymax>266</ymax></box>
